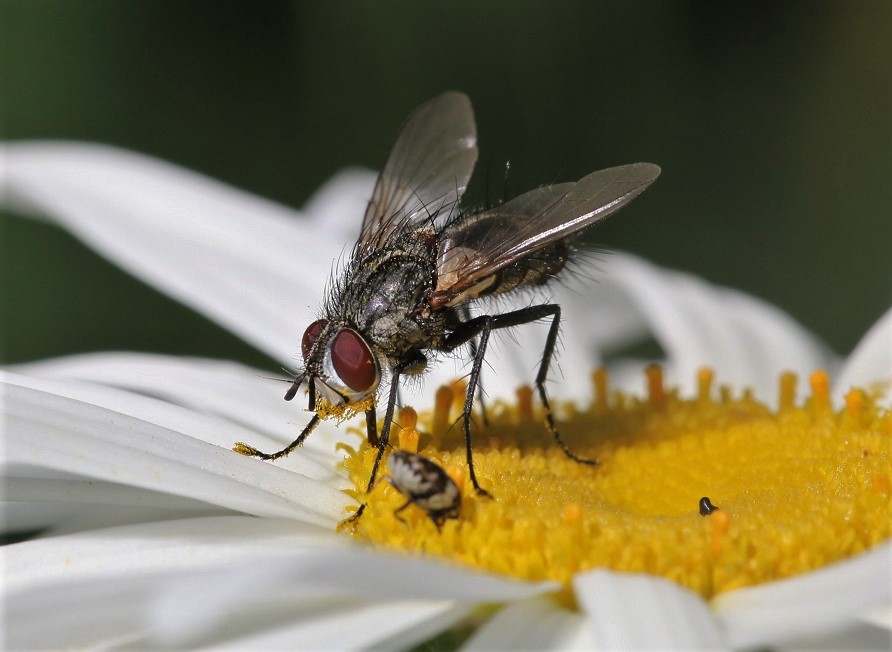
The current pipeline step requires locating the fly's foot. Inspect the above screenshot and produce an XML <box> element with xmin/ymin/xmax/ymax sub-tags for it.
<box><xmin>337</xmin><ymin>504</ymin><xmax>367</xmax><ymax>532</ymax></box>
<box><xmin>552</xmin><ymin>436</ymin><xmax>598</xmax><ymax>467</ymax></box>
<box><xmin>475</xmin><ymin>486</ymin><xmax>494</xmax><ymax>500</ymax></box>
<box><xmin>232</xmin><ymin>442</ymin><xmax>285</xmax><ymax>461</ymax></box>
<box><xmin>232</xmin><ymin>442</ymin><xmax>262</xmax><ymax>457</ymax></box>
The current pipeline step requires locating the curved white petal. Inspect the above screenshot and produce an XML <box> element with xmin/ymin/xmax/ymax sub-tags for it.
<box><xmin>584</xmin><ymin>254</ymin><xmax>835</xmax><ymax>403</ymax></box>
<box><xmin>302</xmin><ymin>167</ymin><xmax>377</xmax><ymax>237</ymax></box>
<box><xmin>5</xmin><ymin>515</ymin><xmax>552</xmax><ymax>649</ymax></box>
<box><xmin>3</xmin><ymin>516</ymin><xmax>351</xmax><ymax>649</ymax></box>
<box><xmin>573</xmin><ymin>570</ymin><xmax>725</xmax><ymax>649</ymax></box>
<box><xmin>714</xmin><ymin>542</ymin><xmax>892</xmax><ymax>650</ymax></box>
<box><xmin>776</xmin><ymin>621</ymin><xmax>892</xmax><ymax>651</ymax></box>
<box><xmin>0</xmin><ymin>142</ymin><xmax>339</xmax><ymax>364</ymax></box>
<box><xmin>6</xmin><ymin>573</ymin><xmax>166</xmax><ymax>649</ymax></box>
<box><xmin>5</xmin><ymin>516</ymin><xmax>346</xmax><ymax>592</ymax></box>
<box><xmin>2</xmin><ymin>463</ymin><xmax>231</xmax><ymax>535</ymax></box>
<box><xmin>834</xmin><ymin>306</ymin><xmax>892</xmax><ymax>403</ymax></box>
<box><xmin>149</xmin><ymin>548</ymin><xmax>553</xmax><ymax>647</ymax></box>
<box><xmin>187</xmin><ymin>600</ymin><xmax>471</xmax><ymax>651</ymax></box>
<box><xmin>463</xmin><ymin>596</ymin><xmax>595</xmax><ymax>651</ymax></box>
<box><xmin>14</xmin><ymin>353</ymin><xmax>358</xmax><ymax>465</ymax></box>
<box><xmin>1</xmin><ymin>377</ymin><xmax>350</xmax><ymax>526</ymax></box>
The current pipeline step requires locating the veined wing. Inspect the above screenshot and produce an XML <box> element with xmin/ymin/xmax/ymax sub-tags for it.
<box><xmin>431</xmin><ymin>162</ymin><xmax>661</xmax><ymax>308</ymax></box>
<box><xmin>356</xmin><ymin>92</ymin><xmax>478</xmax><ymax>259</ymax></box>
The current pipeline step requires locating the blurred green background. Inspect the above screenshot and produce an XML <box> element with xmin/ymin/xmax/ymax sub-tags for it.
<box><xmin>2</xmin><ymin>1</ymin><xmax>889</xmax><ymax>370</ymax></box>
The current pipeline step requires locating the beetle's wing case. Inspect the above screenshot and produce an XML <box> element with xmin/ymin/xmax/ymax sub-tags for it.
<box><xmin>431</xmin><ymin>162</ymin><xmax>661</xmax><ymax>308</ymax></box>
<box><xmin>355</xmin><ymin>92</ymin><xmax>478</xmax><ymax>260</ymax></box>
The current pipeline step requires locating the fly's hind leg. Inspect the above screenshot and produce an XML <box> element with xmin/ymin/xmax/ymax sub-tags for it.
<box><xmin>534</xmin><ymin>305</ymin><xmax>597</xmax><ymax>467</ymax></box>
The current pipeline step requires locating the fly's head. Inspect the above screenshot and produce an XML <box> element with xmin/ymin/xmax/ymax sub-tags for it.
<box><xmin>285</xmin><ymin>318</ymin><xmax>381</xmax><ymax>414</ymax></box>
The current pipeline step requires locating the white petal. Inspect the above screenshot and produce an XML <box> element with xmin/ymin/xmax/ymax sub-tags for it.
<box><xmin>1</xmin><ymin>378</ymin><xmax>350</xmax><ymax>526</ymax></box>
<box><xmin>303</xmin><ymin>167</ymin><xmax>377</xmax><ymax>237</ymax></box>
<box><xmin>3</xmin><ymin>516</ymin><xmax>354</xmax><ymax>649</ymax></box>
<box><xmin>4</xmin><ymin>516</ymin><xmax>347</xmax><ymax>593</ymax></box>
<box><xmin>13</xmin><ymin>354</ymin><xmax>354</xmax><ymax>472</ymax></box>
<box><xmin>6</xmin><ymin>573</ymin><xmax>165</xmax><ymax>649</ymax></box>
<box><xmin>0</xmin><ymin>142</ymin><xmax>346</xmax><ymax>364</ymax></box>
<box><xmin>861</xmin><ymin>601</ymin><xmax>892</xmax><ymax>631</ymax></box>
<box><xmin>776</xmin><ymin>621</ymin><xmax>892</xmax><ymax>651</ymax></box>
<box><xmin>574</xmin><ymin>569</ymin><xmax>726</xmax><ymax>649</ymax></box>
<box><xmin>714</xmin><ymin>542</ymin><xmax>892</xmax><ymax>649</ymax></box>
<box><xmin>834</xmin><ymin>306</ymin><xmax>892</xmax><ymax>404</ymax></box>
<box><xmin>149</xmin><ymin>552</ymin><xmax>552</xmax><ymax>647</ymax></box>
<box><xmin>595</xmin><ymin>253</ymin><xmax>835</xmax><ymax>402</ymax></box>
<box><xmin>463</xmin><ymin>595</ymin><xmax>595</xmax><ymax>651</ymax></box>
<box><xmin>193</xmin><ymin>600</ymin><xmax>471</xmax><ymax>651</ymax></box>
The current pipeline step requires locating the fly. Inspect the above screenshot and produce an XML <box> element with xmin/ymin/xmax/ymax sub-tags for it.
<box><xmin>234</xmin><ymin>92</ymin><xmax>660</xmax><ymax>522</ymax></box>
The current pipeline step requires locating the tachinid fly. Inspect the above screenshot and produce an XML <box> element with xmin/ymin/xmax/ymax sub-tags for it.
<box><xmin>234</xmin><ymin>92</ymin><xmax>660</xmax><ymax>521</ymax></box>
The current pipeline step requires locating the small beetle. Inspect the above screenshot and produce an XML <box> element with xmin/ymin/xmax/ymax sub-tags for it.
<box><xmin>387</xmin><ymin>451</ymin><xmax>461</xmax><ymax>530</ymax></box>
<box><xmin>699</xmin><ymin>496</ymin><xmax>719</xmax><ymax>516</ymax></box>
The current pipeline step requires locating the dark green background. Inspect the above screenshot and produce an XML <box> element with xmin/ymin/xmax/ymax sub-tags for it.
<box><xmin>2</xmin><ymin>1</ymin><xmax>889</xmax><ymax>370</ymax></box>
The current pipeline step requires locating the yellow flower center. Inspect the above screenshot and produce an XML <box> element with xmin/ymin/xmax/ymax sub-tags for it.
<box><xmin>340</xmin><ymin>367</ymin><xmax>891</xmax><ymax>598</ymax></box>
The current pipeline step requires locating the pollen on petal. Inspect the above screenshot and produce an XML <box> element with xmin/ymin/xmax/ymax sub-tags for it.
<box><xmin>341</xmin><ymin>367</ymin><xmax>891</xmax><ymax>598</ymax></box>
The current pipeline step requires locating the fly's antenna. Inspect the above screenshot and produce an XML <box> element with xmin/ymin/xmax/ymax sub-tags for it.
<box><xmin>503</xmin><ymin>159</ymin><xmax>511</xmax><ymax>203</ymax></box>
<box><xmin>284</xmin><ymin>372</ymin><xmax>306</xmax><ymax>402</ymax></box>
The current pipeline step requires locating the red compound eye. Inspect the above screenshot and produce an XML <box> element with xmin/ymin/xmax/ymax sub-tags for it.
<box><xmin>301</xmin><ymin>319</ymin><xmax>328</xmax><ymax>361</ymax></box>
<box><xmin>331</xmin><ymin>328</ymin><xmax>377</xmax><ymax>392</ymax></box>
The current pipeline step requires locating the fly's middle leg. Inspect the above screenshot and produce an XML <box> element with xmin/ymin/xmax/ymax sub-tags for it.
<box><xmin>458</xmin><ymin>304</ymin><xmax>489</xmax><ymax>426</ymax></box>
<box><xmin>443</xmin><ymin>303</ymin><xmax>597</xmax><ymax>496</ymax></box>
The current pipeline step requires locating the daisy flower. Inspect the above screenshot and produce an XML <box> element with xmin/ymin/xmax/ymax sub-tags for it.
<box><xmin>1</xmin><ymin>142</ymin><xmax>889</xmax><ymax>649</ymax></box>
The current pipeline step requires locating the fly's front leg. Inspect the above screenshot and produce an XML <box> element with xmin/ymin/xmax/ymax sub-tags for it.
<box><xmin>343</xmin><ymin>368</ymin><xmax>402</xmax><ymax>525</ymax></box>
<box><xmin>365</xmin><ymin>404</ymin><xmax>378</xmax><ymax>446</ymax></box>
<box><xmin>233</xmin><ymin>414</ymin><xmax>321</xmax><ymax>461</ymax></box>
<box><xmin>343</xmin><ymin>351</ymin><xmax>424</xmax><ymax>526</ymax></box>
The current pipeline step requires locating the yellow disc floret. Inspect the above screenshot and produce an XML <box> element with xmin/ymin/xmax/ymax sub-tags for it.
<box><xmin>341</xmin><ymin>367</ymin><xmax>891</xmax><ymax>598</ymax></box>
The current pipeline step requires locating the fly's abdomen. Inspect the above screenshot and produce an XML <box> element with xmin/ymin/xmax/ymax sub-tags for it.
<box><xmin>471</xmin><ymin>240</ymin><xmax>570</xmax><ymax>300</ymax></box>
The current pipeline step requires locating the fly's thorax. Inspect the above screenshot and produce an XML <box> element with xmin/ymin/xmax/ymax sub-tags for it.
<box><xmin>339</xmin><ymin>239</ymin><xmax>439</xmax><ymax>357</ymax></box>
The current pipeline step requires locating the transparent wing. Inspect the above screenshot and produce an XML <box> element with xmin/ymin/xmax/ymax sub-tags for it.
<box><xmin>356</xmin><ymin>92</ymin><xmax>478</xmax><ymax>259</ymax></box>
<box><xmin>432</xmin><ymin>163</ymin><xmax>661</xmax><ymax>307</ymax></box>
